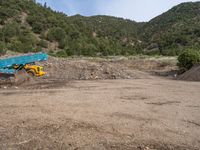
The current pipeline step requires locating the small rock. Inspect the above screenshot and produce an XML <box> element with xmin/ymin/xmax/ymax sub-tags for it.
<box><xmin>144</xmin><ymin>147</ymin><xmax>150</xmax><ymax>150</ymax></box>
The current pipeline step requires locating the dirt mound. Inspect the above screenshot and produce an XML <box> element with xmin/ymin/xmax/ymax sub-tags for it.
<box><xmin>39</xmin><ymin>57</ymin><xmax>147</xmax><ymax>80</ymax></box>
<box><xmin>178</xmin><ymin>63</ymin><xmax>200</xmax><ymax>81</ymax></box>
<box><xmin>37</xmin><ymin>57</ymin><xmax>176</xmax><ymax>81</ymax></box>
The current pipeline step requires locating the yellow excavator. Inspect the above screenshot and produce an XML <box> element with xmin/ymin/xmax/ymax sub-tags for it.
<box><xmin>13</xmin><ymin>64</ymin><xmax>46</xmax><ymax>77</ymax></box>
<box><xmin>0</xmin><ymin>53</ymin><xmax>48</xmax><ymax>83</ymax></box>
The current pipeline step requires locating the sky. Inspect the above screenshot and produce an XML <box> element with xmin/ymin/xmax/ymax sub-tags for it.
<box><xmin>36</xmin><ymin>0</ymin><xmax>199</xmax><ymax>22</ymax></box>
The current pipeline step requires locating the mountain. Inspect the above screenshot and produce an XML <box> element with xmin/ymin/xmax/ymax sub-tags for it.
<box><xmin>0</xmin><ymin>0</ymin><xmax>199</xmax><ymax>56</ymax></box>
<box><xmin>141</xmin><ymin>2</ymin><xmax>200</xmax><ymax>55</ymax></box>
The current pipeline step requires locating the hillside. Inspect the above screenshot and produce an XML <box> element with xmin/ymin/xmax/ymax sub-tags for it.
<box><xmin>0</xmin><ymin>0</ymin><xmax>199</xmax><ymax>56</ymax></box>
<box><xmin>141</xmin><ymin>2</ymin><xmax>200</xmax><ymax>55</ymax></box>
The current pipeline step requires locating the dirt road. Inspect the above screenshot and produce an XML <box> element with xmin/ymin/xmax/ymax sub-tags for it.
<box><xmin>0</xmin><ymin>76</ymin><xmax>200</xmax><ymax>150</ymax></box>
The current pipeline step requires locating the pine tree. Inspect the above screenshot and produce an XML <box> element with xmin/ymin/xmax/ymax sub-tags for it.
<box><xmin>44</xmin><ymin>2</ymin><xmax>47</xmax><ymax>8</ymax></box>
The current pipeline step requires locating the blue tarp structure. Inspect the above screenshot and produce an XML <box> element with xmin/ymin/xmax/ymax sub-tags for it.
<box><xmin>0</xmin><ymin>69</ymin><xmax>15</xmax><ymax>74</ymax></box>
<box><xmin>0</xmin><ymin>52</ymin><xmax>48</xmax><ymax>74</ymax></box>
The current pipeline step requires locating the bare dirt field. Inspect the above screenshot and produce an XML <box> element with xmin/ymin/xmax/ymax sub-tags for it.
<box><xmin>0</xmin><ymin>77</ymin><xmax>200</xmax><ymax>150</ymax></box>
<box><xmin>0</xmin><ymin>57</ymin><xmax>200</xmax><ymax>150</ymax></box>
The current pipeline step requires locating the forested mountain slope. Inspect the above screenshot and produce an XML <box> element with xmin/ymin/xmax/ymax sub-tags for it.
<box><xmin>141</xmin><ymin>2</ymin><xmax>200</xmax><ymax>55</ymax></box>
<box><xmin>0</xmin><ymin>0</ymin><xmax>199</xmax><ymax>56</ymax></box>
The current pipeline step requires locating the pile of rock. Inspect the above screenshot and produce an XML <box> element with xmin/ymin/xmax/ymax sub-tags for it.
<box><xmin>39</xmin><ymin>57</ymin><xmax>148</xmax><ymax>80</ymax></box>
<box><xmin>178</xmin><ymin>63</ymin><xmax>200</xmax><ymax>81</ymax></box>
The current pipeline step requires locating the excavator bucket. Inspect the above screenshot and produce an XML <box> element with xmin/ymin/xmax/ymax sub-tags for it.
<box><xmin>0</xmin><ymin>73</ymin><xmax>15</xmax><ymax>86</ymax></box>
<box><xmin>0</xmin><ymin>70</ymin><xmax>31</xmax><ymax>86</ymax></box>
<box><xmin>14</xmin><ymin>69</ymin><xmax>31</xmax><ymax>85</ymax></box>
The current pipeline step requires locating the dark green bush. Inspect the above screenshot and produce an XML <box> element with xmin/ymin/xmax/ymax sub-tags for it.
<box><xmin>9</xmin><ymin>38</ymin><xmax>36</xmax><ymax>53</ymax></box>
<box><xmin>0</xmin><ymin>42</ymin><xmax>6</xmax><ymax>55</ymax></box>
<box><xmin>55</xmin><ymin>50</ymin><xmax>68</xmax><ymax>57</ymax></box>
<box><xmin>39</xmin><ymin>39</ymin><xmax>48</xmax><ymax>48</ymax></box>
<box><xmin>58</xmin><ymin>39</ymin><xmax>66</xmax><ymax>49</ymax></box>
<box><xmin>9</xmin><ymin>39</ymin><xmax>23</xmax><ymax>52</ymax></box>
<box><xmin>0</xmin><ymin>49</ymin><xmax>6</xmax><ymax>55</ymax></box>
<box><xmin>47</xmin><ymin>27</ymin><xmax>66</xmax><ymax>42</ymax></box>
<box><xmin>178</xmin><ymin>49</ymin><xmax>200</xmax><ymax>71</ymax></box>
<box><xmin>2</xmin><ymin>22</ymin><xmax>20</xmax><ymax>42</ymax></box>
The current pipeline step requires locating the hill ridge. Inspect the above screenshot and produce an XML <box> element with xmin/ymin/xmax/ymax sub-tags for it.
<box><xmin>0</xmin><ymin>0</ymin><xmax>199</xmax><ymax>56</ymax></box>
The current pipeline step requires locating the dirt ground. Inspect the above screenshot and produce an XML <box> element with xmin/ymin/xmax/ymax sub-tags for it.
<box><xmin>0</xmin><ymin>57</ymin><xmax>200</xmax><ymax>150</ymax></box>
<box><xmin>0</xmin><ymin>76</ymin><xmax>200</xmax><ymax>150</ymax></box>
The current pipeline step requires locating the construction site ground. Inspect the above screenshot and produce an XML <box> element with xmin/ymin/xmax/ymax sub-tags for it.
<box><xmin>0</xmin><ymin>57</ymin><xmax>200</xmax><ymax>150</ymax></box>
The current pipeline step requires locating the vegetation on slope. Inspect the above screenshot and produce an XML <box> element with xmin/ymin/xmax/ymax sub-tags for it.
<box><xmin>0</xmin><ymin>0</ymin><xmax>199</xmax><ymax>56</ymax></box>
<box><xmin>141</xmin><ymin>2</ymin><xmax>200</xmax><ymax>55</ymax></box>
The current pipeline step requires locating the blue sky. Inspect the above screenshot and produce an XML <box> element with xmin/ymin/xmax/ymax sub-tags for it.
<box><xmin>36</xmin><ymin>0</ymin><xmax>199</xmax><ymax>22</ymax></box>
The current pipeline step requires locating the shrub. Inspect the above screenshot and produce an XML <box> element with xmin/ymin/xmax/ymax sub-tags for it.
<box><xmin>9</xmin><ymin>39</ymin><xmax>23</xmax><ymax>52</ymax></box>
<box><xmin>27</xmin><ymin>15</ymin><xmax>45</xmax><ymax>33</ymax></box>
<box><xmin>0</xmin><ymin>49</ymin><xmax>6</xmax><ymax>55</ymax></box>
<box><xmin>58</xmin><ymin>39</ymin><xmax>66</xmax><ymax>49</ymax></box>
<box><xmin>47</xmin><ymin>27</ymin><xmax>66</xmax><ymax>42</ymax></box>
<box><xmin>178</xmin><ymin>49</ymin><xmax>200</xmax><ymax>71</ymax></box>
<box><xmin>55</xmin><ymin>50</ymin><xmax>67</xmax><ymax>57</ymax></box>
<box><xmin>0</xmin><ymin>42</ymin><xmax>6</xmax><ymax>55</ymax></box>
<box><xmin>9</xmin><ymin>38</ymin><xmax>36</xmax><ymax>53</ymax></box>
<box><xmin>2</xmin><ymin>22</ymin><xmax>20</xmax><ymax>42</ymax></box>
<box><xmin>39</xmin><ymin>39</ymin><xmax>48</xmax><ymax>48</ymax></box>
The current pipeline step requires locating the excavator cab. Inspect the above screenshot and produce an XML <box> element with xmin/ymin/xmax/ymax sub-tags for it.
<box><xmin>24</xmin><ymin>65</ymin><xmax>46</xmax><ymax>77</ymax></box>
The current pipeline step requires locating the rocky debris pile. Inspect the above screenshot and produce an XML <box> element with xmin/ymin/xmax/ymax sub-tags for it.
<box><xmin>178</xmin><ymin>63</ymin><xmax>200</xmax><ymax>81</ymax></box>
<box><xmin>39</xmin><ymin>57</ymin><xmax>150</xmax><ymax>80</ymax></box>
<box><xmin>0</xmin><ymin>56</ymin><xmax>177</xmax><ymax>88</ymax></box>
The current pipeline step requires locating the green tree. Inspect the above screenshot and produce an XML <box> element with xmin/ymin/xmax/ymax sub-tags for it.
<box><xmin>0</xmin><ymin>41</ymin><xmax>6</xmax><ymax>55</ymax></box>
<box><xmin>2</xmin><ymin>22</ymin><xmax>20</xmax><ymax>42</ymax></box>
<box><xmin>178</xmin><ymin>49</ymin><xmax>200</xmax><ymax>71</ymax></box>
<box><xmin>47</xmin><ymin>27</ymin><xmax>66</xmax><ymax>42</ymax></box>
<box><xmin>39</xmin><ymin>39</ymin><xmax>48</xmax><ymax>48</ymax></box>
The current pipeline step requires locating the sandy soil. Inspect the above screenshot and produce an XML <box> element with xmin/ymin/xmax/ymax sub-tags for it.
<box><xmin>0</xmin><ymin>76</ymin><xmax>200</xmax><ymax>150</ymax></box>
